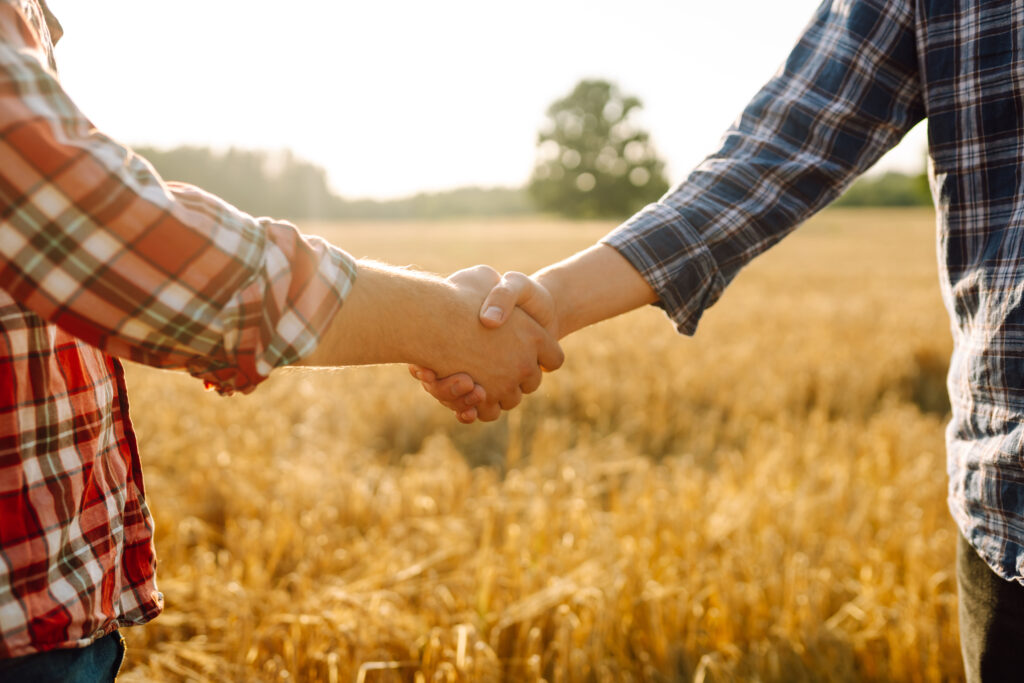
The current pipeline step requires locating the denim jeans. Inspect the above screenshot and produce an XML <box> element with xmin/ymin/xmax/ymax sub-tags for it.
<box><xmin>0</xmin><ymin>631</ymin><xmax>125</xmax><ymax>682</ymax></box>
<box><xmin>957</xmin><ymin>532</ymin><xmax>1024</xmax><ymax>682</ymax></box>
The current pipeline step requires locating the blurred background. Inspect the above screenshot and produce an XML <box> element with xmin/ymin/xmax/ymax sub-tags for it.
<box><xmin>47</xmin><ymin>0</ymin><xmax>928</xmax><ymax>220</ymax></box>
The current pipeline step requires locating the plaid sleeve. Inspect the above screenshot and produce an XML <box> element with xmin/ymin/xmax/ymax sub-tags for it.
<box><xmin>602</xmin><ymin>0</ymin><xmax>925</xmax><ymax>335</ymax></box>
<box><xmin>0</xmin><ymin>5</ymin><xmax>356</xmax><ymax>394</ymax></box>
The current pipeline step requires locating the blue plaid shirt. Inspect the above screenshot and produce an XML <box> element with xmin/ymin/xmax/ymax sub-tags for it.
<box><xmin>603</xmin><ymin>0</ymin><xmax>1024</xmax><ymax>582</ymax></box>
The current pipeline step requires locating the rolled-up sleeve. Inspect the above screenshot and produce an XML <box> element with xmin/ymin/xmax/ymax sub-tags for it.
<box><xmin>0</xmin><ymin>6</ymin><xmax>355</xmax><ymax>394</ymax></box>
<box><xmin>603</xmin><ymin>0</ymin><xmax>925</xmax><ymax>334</ymax></box>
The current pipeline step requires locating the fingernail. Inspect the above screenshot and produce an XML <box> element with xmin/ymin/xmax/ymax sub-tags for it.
<box><xmin>483</xmin><ymin>306</ymin><xmax>503</xmax><ymax>322</ymax></box>
<box><xmin>451</xmin><ymin>382</ymin><xmax>464</xmax><ymax>397</ymax></box>
<box><xmin>415</xmin><ymin>371</ymin><xmax>424</xmax><ymax>380</ymax></box>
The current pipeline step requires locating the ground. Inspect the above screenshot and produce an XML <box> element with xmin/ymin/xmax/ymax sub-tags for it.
<box><xmin>117</xmin><ymin>209</ymin><xmax>962</xmax><ymax>682</ymax></box>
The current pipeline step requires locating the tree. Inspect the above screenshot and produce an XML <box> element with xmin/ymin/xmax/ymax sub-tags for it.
<box><xmin>529</xmin><ymin>79</ymin><xmax>670</xmax><ymax>219</ymax></box>
<box><xmin>136</xmin><ymin>146</ymin><xmax>344</xmax><ymax>220</ymax></box>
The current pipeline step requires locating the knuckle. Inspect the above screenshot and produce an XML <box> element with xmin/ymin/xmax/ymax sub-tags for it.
<box><xmin>504</xmin><ymin>271</ymin><xmax>528</xmax><ymax>286</ymax></box>
<box><xmin>478</xmin><ymin>265</ymin><xmax>500</xmax><ymax>283</ymax></box>
<box><xmin>522</xmin><ymin>377</ymin><xmax>541</xmax><ymax>394</ymax></box>
<box><xmin>516</xmin><ymin>364</ymin><xmax>533</xmax><ymax>382</ymax></box>
<box><xmin>523</xmin><ymin>325</ymin><xmax>542</xmax><ymax>346</ymax></box>
<box><xmin>493</xmin><ymin>283</ymin><xmax>516</xmax><ymax>299</ymax></box>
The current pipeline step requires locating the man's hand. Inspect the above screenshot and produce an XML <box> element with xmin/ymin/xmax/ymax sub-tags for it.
<box><xmin>410</xmin><ymin>268</ymin><xmax>560</xmax><ymax>423</ymax></box>
<box><xmin>295</xmin><ymin>260</ymin><xmax>563</xmax><ymax>414</ymax></box>
<box><xmin>413</xmin><ymin>245</ymin><xmax>658</xmax><ymax>423</ymax></box>
<box><xmin>438</xmin><ymin>265</ymin><xmax>563</xmax><ymax>417</ymax></box>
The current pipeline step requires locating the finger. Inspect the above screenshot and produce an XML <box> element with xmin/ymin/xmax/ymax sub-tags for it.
<box><xmin>417</xmin><ymin>374</ymin><xmax>475</xmax><ymax>403</ymax></box>
<box><xmin>428</xmin><ymin>385</ymin><xmax>483</xmax><ymax>411</ymax></box>
<box><xmin>434</xmin><ymin>373</ymin><xmax>478</xmax><ymax>399</ymax></box>
<box><xmin>480</xmin><ymin>272</ymin><xmax>558</xmax><ymax>333</ymax></box>
<box><xmin>498</xmin><ymin>387</ymin><xmax>523</xmax><ymax>411</ymax></box>
<box><xmin>456</xmin><ymin>407</ymin><xmax>478</xmax><ymax>424</ymax></box>
<box><xmin>431</xmin><ymin>395</ymin><xmax>465</xmax><ymax>412</ymax></box>
<box><xmin>520</xmin><ymin>367</ymin><xmax>542</xmax><ymax>395</ymax></box>
<box><xmin>464</xmin><ymin>384</ymin><xmax>486</xmax><ymax>407</ymax></box>
<box><xmin>476</xmin><ymin>401</ymin><xmax>503</xmax><ymax>422</ymax></box>
<box><xmin>502</xmin><ymin>272</ymin><xmax>556</xmax><ymax>330</ymax></box>
<box><xmin>536</xmin><ymin>332</ymin><xmax>565</xmax><ymax>372</ymax></box>
<box><xmin>418</xmin><ymin>378</ymin><xmax>448</xmax><ymax>403</ymax></box>
<box><xmin>408</xmin><ymin>365</ymin><xmax>436</xmax><ymax>382</ymax></box>
<box><xmin>424</xmin><ymin>384</ymin><xmax>455</xmax><ymax>407</ymax></box>
<box><xmin>436</xmin><ymin>385</ymin><xmax>485</xmax><ymax>411</ymax></box>
<box><xmin>479</xmin><ymin>273</ymin><xmax>529</xmax><ymax>328</ymax></box>
<box><xmin>448</xmin><ymin>264</ymin><xmax>500</xmax><ymax>290</ymax></box>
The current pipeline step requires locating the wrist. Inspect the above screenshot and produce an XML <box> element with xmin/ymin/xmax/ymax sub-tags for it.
<box><xmin>407</xmin><ymin>279</ymin><xmax>480</xmax><ymax>373</ymax></box>
<box><xmin>532</xmin><ymin>244</ymin><xmax>658</xmax><ymax>340</ymax></box>
<box><xmin>533</xmin><ymin>266</ymin><xmax>575</xmax><ymax>339</ymax></box>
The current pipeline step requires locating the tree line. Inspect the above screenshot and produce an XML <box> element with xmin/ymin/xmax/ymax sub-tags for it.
<box><xmin>134</xmin><ymin>146</ymin><xmax>533</xmax><ymax>221</ymax></box>
<box><xmin>137</xmin><ymin>144</ymin><xmax>928</xmax><ymax>221</ymax></box>
<box><xmin>135</xmin><ymin>80</ymin><xmax>930</xmax><ymax>221</ymax></box>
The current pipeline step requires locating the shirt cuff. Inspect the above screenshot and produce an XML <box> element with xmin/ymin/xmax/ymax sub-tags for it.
<box><xmin>194</xmin><ymin>222</ymin><xmax>357</xmax><ymax>395</ymax></box>
<box><xmin>600</xmin><ymin>202</ymin><xmax>725</xmax><ymax>336</ymax></box>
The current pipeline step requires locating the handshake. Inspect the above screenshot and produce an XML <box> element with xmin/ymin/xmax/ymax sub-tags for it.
<box><xmin>298</xmin><ymin>243</ymin><xmax>658</xmax><ymax>416</ymax></box>
<box><xmin>408</xmin><ymin>264</ymin><xmax>565</xmax><ymax>424</ymax></box>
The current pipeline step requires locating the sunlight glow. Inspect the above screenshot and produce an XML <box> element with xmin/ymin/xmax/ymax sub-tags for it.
<box><xmin>45</xmin><ymin>0</ymin><xmax>927</xmax><ymax>200</ymax></box>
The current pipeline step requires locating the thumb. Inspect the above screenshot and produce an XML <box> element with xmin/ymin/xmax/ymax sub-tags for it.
<box><xmin>479</xmin><ymin>272</ymin><xmax>556</xmax><ymax>333</ymax></box>
<box><xmin>478</xmin><ymin>272</ymin><xmax>526</xmax><ymax>328</ymax></box>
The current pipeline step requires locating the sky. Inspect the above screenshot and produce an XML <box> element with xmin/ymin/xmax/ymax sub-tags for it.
<box><xmin>45</xmin><ymin>0</ymin><xmax>927</xmax><ymax>200</ymax></box>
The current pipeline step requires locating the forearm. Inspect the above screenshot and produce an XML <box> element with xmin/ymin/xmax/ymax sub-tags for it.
<box><xmin>533</xmin><ymin>244</ymin><xmax>657</xmax><ymax>339</ymax></box>
<box><xmin>295</xmin><ymin>261</ymin><xmax>463</xmax><ymax>369</ymax></box>
<box><xmin>592</xmin><ymin>1</ymin><xmax>923</xmax><ymax>337</ymax></box>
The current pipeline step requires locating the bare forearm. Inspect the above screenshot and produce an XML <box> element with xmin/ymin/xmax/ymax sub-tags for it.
<box><xmin>534</xmin><ymin>244</ymin><xmax>657</xmax><ymax>338</ymax></box>
<box><xmin>296</xmin><ymin>260</ymin><xmax>562</xmax><ymax>409</ymax></box>
<box><xmin>296</xmin><ymin>261</ymin><xmax>460</xmax><ymax>368</ymax></box>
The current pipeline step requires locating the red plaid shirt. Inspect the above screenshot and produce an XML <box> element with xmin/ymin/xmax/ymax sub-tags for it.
<box><xmin>0</xmin><ymin>0</ymin><xmax>355</xmax><ymax>657</ymax></box>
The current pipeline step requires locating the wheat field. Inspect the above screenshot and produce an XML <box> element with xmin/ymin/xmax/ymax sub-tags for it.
<box><xmin>115</xmin><ymin>208</ymin><xmax>962</xmax><ymax>682</ymax></box>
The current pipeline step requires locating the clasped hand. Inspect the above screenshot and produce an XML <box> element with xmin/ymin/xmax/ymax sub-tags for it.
<box><xmin>411</xmin><ymin>265</ymin><xmax>560</xmax><ymax>423</ymax></box>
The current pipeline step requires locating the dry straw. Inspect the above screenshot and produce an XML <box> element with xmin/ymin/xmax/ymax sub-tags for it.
<box><xmin>116</xmin><ymin>210</ymin><xmax>959</xmax><ymax>682</ymax></box>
